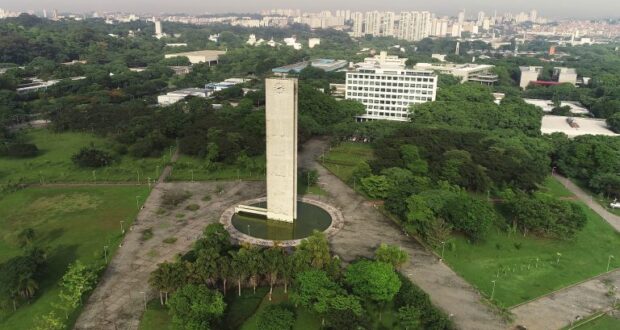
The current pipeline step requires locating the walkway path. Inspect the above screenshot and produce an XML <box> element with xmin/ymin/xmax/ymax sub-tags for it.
<box><xmin>300</xmin><ymin>139</ymin><xmax>507</xmax><ymax>330</ymax></box>
<box><xmin>511</xmin><ymin>269</ymin><xmax>620</xmax><ymax>329</ymax></box>
<box><xmin>74</xmin><ymin>176</ymin><xmax>264</xmax><ymax>329</ymax></box>
<box><xmin>553</xmin><ymin>174</ymin><xmax>620</xmax><ymax>232</ymax></box>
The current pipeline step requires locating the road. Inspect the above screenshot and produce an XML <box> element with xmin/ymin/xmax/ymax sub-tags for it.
<box><xmin>553</xmin><ymin>174</ymin><xmax>620</xmax><ymax>232</ymax></box>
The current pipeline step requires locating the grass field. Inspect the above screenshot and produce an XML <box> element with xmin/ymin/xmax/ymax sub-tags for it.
<box><xmin>572</xmin><ymin>313</ymin><xmax>620</xmax><ymax>330</ymax></box>
<box><xmin>0</xmin><ymin>129</ymin><xmax>167</xmax><ymax>184</ymax></box>
<box><xmin>167</xmin><ymin>155</ymin><xmax>265</xmax><ymax>182</ymax></box>
<box><xmin>322</xmin><ymin>142</ymin><xmax>374</xmax><ymax>183</ymax></box>
<box><xmin>440</xmin><ymin>177</ymin><xmax>620</xmax><ymax>308</ymax></box>
<box><xmin>0</xmin><ymin>185</ymin><xmax>149</xmax><ymax>329</ymax></box>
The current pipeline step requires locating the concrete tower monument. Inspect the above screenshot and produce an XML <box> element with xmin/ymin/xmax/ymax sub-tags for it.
<box><xmin>235</xmin><ymin>78</ymin><xmax>298</xmax><ymax>222</ymax></box>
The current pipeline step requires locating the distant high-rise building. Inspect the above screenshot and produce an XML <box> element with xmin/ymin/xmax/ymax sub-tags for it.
<box><xmin>458</xmin><ymin>10</ymin><xmax>465</xmax><ymax>24</ymax></box>
<box><xmin>43</xmin><ymin>9</ymin><xmax>47</xmax><ymax>18</ymax></box>
<box><xmin>477</xmin><ymin>11</ymin><xmax>485</xmax><ymax>26</ymax></box>
<box><xmin>352</xmin><ymin>12</ymin><xmax>364</xmax><ymax>37</ymax></box>
<box><xmin>154</xmin><ymin>20</ymin><xmax>163</xmax><ymax>36</ymax></box>
<box><xmin>398</xmin><ymin>11</ymin><xmax>432</xmax><ymax>41</ymax></box>
<box><xmin>530</xmin><ymin>9</ymin><xmax>538</xmax><ymax>22</ymax></box>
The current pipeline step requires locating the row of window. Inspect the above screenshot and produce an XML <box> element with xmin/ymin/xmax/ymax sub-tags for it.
<box><xmin>348</xmin><ymin>90</ymin><xmax>433</xmax><ymax>96</ymax></box>
<box><xmin>347</xmin><ymin>83</ymin><xmax>434</xmax><ymax>90</ymax></box>
<box><xmin>366</xmin><ymin>111</ymin><xmax>409</xmax><ymax>118</ymax></box>
<box><xmin>348</xmin><ymin>93</ymin><xmax>433</xmax><ymax>101</ymax></box>
<box><xmin>347</xmin><ymin>74</ymin><xmax>434</xmax><ymax>82</ymax></box>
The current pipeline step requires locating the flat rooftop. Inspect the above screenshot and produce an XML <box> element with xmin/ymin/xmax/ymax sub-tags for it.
<box><xmin>524</xmin><ymin>99</ymin><xmax>590</xmax><ymax>115</ymax></box>
<box><xmin>165</xmin><ymin>50</ymin><xmax>226</xmax><ymax>58</ymax></box>
<box><xmin>541</xmin><ymin>115</ymin><xmax>618</xmax><ymax>137</ymax></box>
<box><xmin>272</xmin><ymin>59</ymin><xmax>348</xmax><ymax>73</ymax></box>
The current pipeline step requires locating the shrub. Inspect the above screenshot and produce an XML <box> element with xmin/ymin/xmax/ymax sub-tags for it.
<box><xmin>71</xmin><ymin>147</ymin><xmax>113</xmax><ymax>168</ymax></box>
<box><xmin>163</xmin><ymin>237</ymin><xmax>177</xmax><ymax>244</ymax></box>
<box><xmin>140</xmin><ymin>228</ymin><xmax>153</xmax><ymax>241</ymax></box>
<box><xmin>1</xmin><ymin>143</ymin><xmax>39</xmax><ymax>158</ymax></box>
<box><xmin>161</xmin><ymin>190</ymin><xmax>192</xmax><ymax>209</ymax></box>
<box><xmin>258</xmin><ymin>304</ymin><xmax>296</xmax><ymax>330</ymax></box>
<box><xmin>185</xmin><ymin>204</ymin><xmax>200</xmax><ymax>211</ymax></box>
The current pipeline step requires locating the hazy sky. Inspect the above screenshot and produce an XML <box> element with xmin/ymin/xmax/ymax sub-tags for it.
<box><xmin>1</xmin><ymin>0</ymin><xmax>618</xmax><ymax>19</ymax></box>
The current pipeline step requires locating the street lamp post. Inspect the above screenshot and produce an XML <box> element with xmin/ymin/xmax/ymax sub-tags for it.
<box><xmin>136</xmin><ymin>196</ymin><xmax>141</xmax><ymax>210</ymax></box>
<box><xmin>120</xmin><ymin>220</ymin><xmax>125</xmax><ymax>235</ymax></box>
<box><xmin>441</xmin><ymin>241</ymin><xmax>446</xmax><ymax>260</ymax></box>
<box><xmin>490</xmin><ymin>280</ymin><xmax>497</xmax><ymax>301</ymax></box>
<box><xmin>608</xmin><ymin>255</ymin><xmax>615</xmax><ymax>272</ymax></box>
<box><xmin>140</xmin><ymin>292</ymin><xmax>147</xmax><ymax>311</ymax></box>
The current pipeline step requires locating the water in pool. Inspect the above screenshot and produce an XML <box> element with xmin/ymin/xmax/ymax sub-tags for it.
<box><xmin>231</xmin><ymin>201</ymin><xmax>332</xmax><ymax>240</ymax></box>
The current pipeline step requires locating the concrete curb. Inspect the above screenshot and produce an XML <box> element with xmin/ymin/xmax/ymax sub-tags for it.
<box><xmin>219</xmin><ymin>196</ymin><xmax>345</xmax><ymax>247</ymax></box>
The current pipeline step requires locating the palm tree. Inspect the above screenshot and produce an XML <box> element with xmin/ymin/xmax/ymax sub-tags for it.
<box><xmin>17</xmin><ymin>228</ymin><xmax>35</xmax><ymax>248</ymax></box>
<box><xmin>263</xmin><ymin>247</ymin><xmax>284</xmax><ymax>301</ymax></box>
<box><xmin>149</xmin><ymin>262</ymin><xmax>186</xmax><ymax>305</ymax></box>
<box><xmin>216</xmin><ymin>256</ymin><xmax>232</xmax><ymax>295</ymax></box>
<box><xmin>246</xmin><ymin>246</ymin><xmax>264</xmax><ymax>294</ymax></box>
<box><xmin>230</xmin><ymin>249</ymin><xmax>249</xmax><ymax>296</ymax></box>
<box><xmin>17</xmin><ymin>276</ymin><xmax>38</xmax><ymax>300</ymax></box>
<box><xmin>194</xmin><ymin>247</ymin><xmax>219</xmax><ymax>287</ymax></box>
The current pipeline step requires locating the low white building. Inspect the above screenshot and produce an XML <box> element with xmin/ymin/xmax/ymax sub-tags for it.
<box><xmin>541</xmin><ymin>115</ymin><xmax>617</xmax><ymax>137</ymax></box>
<box><xmin>524</xmin><ymin>99</ymin><xmax>590</xmax><ymax>115</ymax></box>
<box><xmin>283</xmin><ymin>37</ymin><xmax>302</xmax><ymax>50</ymax></box>
<box><xmin>157</xmin><ymin>88</ymin><xmax>208</xmax><ymax>105</ymax></box>
<box><xmin>346</xmin><ymin>52</ymin><xmax>437</xmax><ymax>121</ymax></box>
<box><xmin>308</xmin><ymin>38</ymin><xmax>321</xmax><ymax>49</ymax></box>
<box><xmin>414</xmin><ymin>62</ymin><xmax>498</xmax><ymax>85</ymax></box>
<box><xmin>164</xmin><ymin>50</ymin><xmax>227</xmax><ymax>65</ymax></box>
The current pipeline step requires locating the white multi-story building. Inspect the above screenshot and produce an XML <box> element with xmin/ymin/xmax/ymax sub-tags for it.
<box><xmin>345</xmin><ymin>52</ymin><xmax>437</xmax><ymax>122</ymax></box>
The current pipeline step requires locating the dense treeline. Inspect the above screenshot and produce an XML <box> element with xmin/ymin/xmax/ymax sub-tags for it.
<box><xmin>149</xmin><ymin>224</ymin><xmax>452</xmax><ymax>329</ymax></box>
<box><xmin>412</xmin><ymin>82</ymin><xmax>543</xmax><ymax>136</ymax></box>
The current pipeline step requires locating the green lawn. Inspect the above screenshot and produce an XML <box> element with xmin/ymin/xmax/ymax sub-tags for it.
<box><xmin>439</xmin><ymin>177</ymin><xmax>620</xmax><ymax>308</ymax></box>
<box><xmin>139</xmin><ymin>301</ymin><xmax>173</xmax><ymax>330</ymax></box>
<box><xmin>240</xmin><ymin>287</ymin><xmax>321</xmax><ymax>330</ymax></box>
<box><xmin>571</xmin><ymin>313</ymin><xmax>620</xmax><ymax>330</ymax></box>
<box><xmin>0</xmin><ymin>129</ymin><xmax>167</xmax><ymax>184</ymax></box>
<box><xmin>0</xmin><ymin>185</ymin><xmax>149</xmax><ymax>329</ymax></box>
<box><xmin>322</xmin><ymin>142</ymin><xmax>374</xmax><ymax>183</ymax></box>
<box><xmin>539</xmin><ymin>176</ymin><xmax>576</xmax><ymax>198</ymax></box>
<box><xmin>168</xmin><ymin>155</ymin><xmax>265</xmax><ymax>181</ymax></box>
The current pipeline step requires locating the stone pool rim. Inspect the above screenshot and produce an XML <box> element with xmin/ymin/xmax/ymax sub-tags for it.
<box><xmin>220</xmin><ymin>196</ymin><xmax>344</xmax><ymax>247</ymax></box>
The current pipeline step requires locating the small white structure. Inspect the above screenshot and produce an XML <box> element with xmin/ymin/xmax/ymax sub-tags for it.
<box><xmin>308</xmin><ymin>38</ymin><xmax>321</xmax><ymax>49</ymax></box>
<box><xmin>431</xmin><ymin>54</ymin><xmax>447</xmax><ymax>62</ymax></box>
<box><xmin>524</xmin><ymin>99</ymin><xmax>590</xmax><ymax>115</ymax></box>
<box><xmin>157</xmin><ymin>88</ymin><xmax>207</xmax><ymax>105</ymax></box>
<box><xmin>165</xmin><ymin>50</ymin><xmax>226</xmax><ymax>65</ymax></box>
<box><xmin>283</xmin><ymin>37</ymin><xmax>302</xmax><ymax>50</ymax></box>
<box><xmin>209</xmin><ymin>34</ymin><xmax>220</xmax><ymax>42</ymax></box>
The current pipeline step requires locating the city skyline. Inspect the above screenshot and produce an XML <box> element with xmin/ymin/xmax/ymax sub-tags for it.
<box><xmin>1</xmin><ymin>0</ymin><xmax>619</xmax><ymax>19</ymax></box>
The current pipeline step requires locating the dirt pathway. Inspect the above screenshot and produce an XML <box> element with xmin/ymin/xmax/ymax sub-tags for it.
<box><xmin>300</xmin><ymin>139</ymin><xmax>507</xmax><ymax>330</ymax></box>
<box><xmin>553</xmin><ymin>174</ymin><xmax>620</xmax><ymax>232</ymax></box>
<box><xmin>74</xmin><ymin>181</ymin><xmax>265</xmax><ymax>330</ymax></box>
<box><xmin>511</xmin><ymin>269</ymin><xmax>620</xmax><ymax>329</ymax></box>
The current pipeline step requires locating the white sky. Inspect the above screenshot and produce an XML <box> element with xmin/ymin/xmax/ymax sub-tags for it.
<box><xmin>0</xmin><ymin>0</ymin><xmax>618</xmax><ymax>19</ymax></box>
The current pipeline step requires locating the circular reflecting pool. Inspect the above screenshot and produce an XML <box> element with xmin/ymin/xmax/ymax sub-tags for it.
<box><xmin>231</xmin><ymin>201</ymin><xmax>332</xmax><ymax>240</ymax></box>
